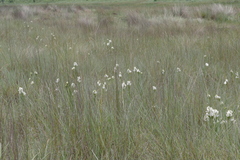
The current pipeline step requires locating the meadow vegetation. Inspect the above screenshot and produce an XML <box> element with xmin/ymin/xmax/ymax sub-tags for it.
<box><xmin>1</xmin><ymin>1</ymin><xmax>240</xmax><ymax>159</ymax></box>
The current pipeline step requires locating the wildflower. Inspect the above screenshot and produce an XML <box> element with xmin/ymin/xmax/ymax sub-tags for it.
<box><xmin>230</xmin><ymin>118</ymin><xmax>236</xmax><ymax>123</ymax></box>
<box><xmin>153</xmin><ymin>86</ymin><xmax>157</xmax><ymax>91</ymax></box>
<box><xmin>133</xmin><ymin>67</ymin><xmax>142</xmax><ymax>74</ymax></box>
<box><xmin>204</xmin><ymin>114</ymin><xmax>209</xmax><ymax>121</ymax></box>
<box><xmin>224</xmin><ymin>79</ymin><xmax>228</xmax><ymax>85</ymax></box>
<box><xmin>34</xmin><ymin>71</ymin><xmax>38</xmax><ymax>75</ymax></box>
<box><xmin>77</xmin><ymin>76</ymin><xmax>81</xmax><ymax>83</ymax></box>
<box><xmin>114</xmin><ymin>64</ymin><xmax>119</xmax><ymax>72</ymax></box>
<box><xmin>226</xmin><ymin>110</ymin><xmax>233</xmax><ymax>118</ymax></box>
<box><xmin>204</xmin><ymin>106</ymin><xmax>219</xmax><ymax>121</ymax></box>
<box><xmin>162</xmin><ymin>70</ymin><xmax>165</xmax><ymax>75</ymax></box>
<box><xmin>220</xmin><ymin>120</ymin><xmax>227</xmax><ymax>124</ymax></box>
<box><xmin>119</xmin><ymin>72</ymin><xmax>122</xmax><ymax>78</ymax></box>
<box><xmin>176</xmin><ymin>68</ymin><xmax>181</xmax><ymax>72</ymax></box>
<box><xmin>111</xmin><ymin>47</ymin><xmax>114</xmax><ymax>49</ymax></box>
<box><xmin>73</xmin><ymin>62</ymin><xmax>78</xmax><ymax>67</ymax></box>
<box><xmin>97</xmin><ymin>80</ymin><xmax>101</xmax><ymax>86</ymax></box>
<box><xmin>56</xmin><ymin>78</ymin><xmax>60</xmax><ymax>83</ymax></box>
<box><xmin>72</xmin><ymin>67</ymin><xmax>76</xmax><ymax>70</ymax></box>
<box><xmin>127</xmin><ymin>81</ymin><xmax>131</xmax><ymax>86</ymax></box>
<box><xmin>30</xmin><ymin>81</ymin><xmax>34</xmax><ymax>85</ymax></box>
<box><xmin>157</xmin><ymin>61</ymin><xmax>160</xmax><ymax>64</ymax></box>
<box><xmin>122</xmin><ymin>82</ymin><xmax>127</xmax><ymax>89</ymax></box>
<box><xmin>207</xmin><ymin>94</ymin><xmax>211</xmax><ymax>98</ymax></box>
<box><xmin>71</xmin><ymin>83</ymin><xmax>76</xmax><ymax>88</ymax></box>
<box><xmin>215</xmin><ymin>95</ymin><xmax>221</xmax><ymax>100</ymax></box>
<box><xmin>127</xmin><ymin>69</ymin><xmax>132</xmax><ymax>73</ymax></box>
<box><xmin>18</xmin><ymin>87</ymin><xmax>26</xmax><ymax>96</ymax></box>
<box><xmin>93</xmin><ymin>90</ymin><xmax>97</xmax><ymax>95</ymax></box>
<box><xmin>65</xmin><ymin>81</ymin><xmax>69</xmax><ymax>87</ymax></box>
<box><xmin>236</xmin><ymin>72</ymin><xmax>239</xmax><ymax>78</ymax></box>
<box><xmin>104</xmin><ymin>74</ymin><xmax>109</xmax><ymax>78</ymax></box>
<box><xmin>205</xmin><ymin>63</ymin><xmax>209</xmax><ymax>67</ymax></box>
<box><xmin>102</xmin><ymin>82</ymin><xmax>107</xmax><ymax>91</ymax></box>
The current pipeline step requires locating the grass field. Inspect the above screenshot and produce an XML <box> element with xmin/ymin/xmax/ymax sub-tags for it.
<box><xmin>1</xmin><ymin>1</ymin><xmax>240</xmax><ymax>159</ymax></box>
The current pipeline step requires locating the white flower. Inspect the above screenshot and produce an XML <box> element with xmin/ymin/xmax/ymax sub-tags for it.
<box><xmin>119</xmin><ymin>72</ymin><xmax>122</xmax><ymax>78</ymax></box>
<box><xmin>177</xmin><ymin>68</ymin><xmax>181</xmax><ymax>72</ymax></box>
<box><xmin>102</xmin><ymin>82</ymin><xmax>107</xmax><ymax>91</ymax></box>
<box><xmin>77</xmin><ymin>76</ymin><xmax>81</xmax><ymax>83</ymax></box>
<box><xmin>133</xmin><ymin>67</ymin><xmax>137</xmax><ymax>72</ymax></box>
<box><xmin>226</xmin><ymin>110</ymin><xmax>233</xmax><ymax>118</ymax></box>
<box><xmin>18</xmin><ymin>87</ymin><xmax>26</xmax><ymax>96</ymax></box>
<box><xmin>205</xmin><ymin>106</ymin><xmax>219</xmax><ymax>119</ymax></box>
<box><xmin>220</xmin><ymin>120</ymin><xmax>227</xmax><ymax>124</ymax></box>
<box><xmin>207</xmin><ymin>94</ymin><xmax>211</xmax><ymax>98</ymax></box>
<box><xmin>205</xmin><ymin>63</ymin><xmax>209</xmax><ymax>67</ymax></box>
<box><xmin>224</xmin><ymin>79</ymin><xmax>228</xmax><ymax>85</ymax></box>
<box><xmin>127</xmin><ymin>69</ymin><xmax>132</xmax><ymax>73</ymax></box>
<box><xmin>153</xmin><ymin>86</ymin><xmax>157</xmax><ymax>91</ymax></box>
<box><xmin>215</xmin><ymin>95</ymin><xmax>221</xmax><ymax>100</ymax></box>
<box><xmin>122</xmin><ymin>82</ymin><xmax>127</xmax><ymax>89</ymax></box>
<box><xmin>93</xmin><ymin>90</ymin><xmax>97</xmax><ymax>95</ymax></box>
<box><xmin>34</xmin><ymin>71</ymin><xmax>38</xmax><ymax>75</ymax></box>
<box><xmin>30</xmin><ymin>81</ymin><xmax>34</xmax><ymax>85</ymax></box>
<box><xmin>127</xmin><ymin>81</ymin><xmax>131</xmax><ymax>86</ymax></box>
<box><xmin>104</xmin><ymin>74</ymin><xmax>109</xmax><ymax>78</ymax></box>
<box><xmin>97</xmin><ymin>80</ymin><xmax>101</xmax><ymax>86</ymax></box>
<box><xmin>71</xmin><ymin>83</ymin><xmax>76</xmax><ymax>88</ymax></box>
<box><xmin>133</xmin><ymin>67</ymin><xmax>142</xmax><ymax>74</ymax></box>
<box><xmin>72</xmin><ymin>67</ymin><xmax>76</xmax><ymax>70</ymax></box>
<box><xmin>230</xmin><ymin>118</ymin><xmax>236</xmax><ymax>123</ymax></box>
<box><xmin>56</xmin><ymin>78</ymin><xmax>60</xmax><ymax>83</ymax></box>
<box><xmin>236</xmin><ymin>72</ymin><xmax>239</xmax><ymax>79</ymax></box>
<box><xmin>73</xmin><ymin>62</ymin><xmax>78</xmax><ymax>67</ymax></box>
<box><xmin>111</xmin><ymin>47</ymin><xmax>114</xmax><ymax>49</ymax></box>
<box><xmin>162</xmin><ymin>70</ymin><xmax>165</xmax><ymax>75</ymax></box>
<box><xmin>204</xmin><ymin>114</ymin><xmax>209</xmax><ymax>121</ymax></box>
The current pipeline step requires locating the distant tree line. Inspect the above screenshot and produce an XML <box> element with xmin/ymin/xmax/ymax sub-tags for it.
<box><xmin>1</xmin><ymin>0</ymin><xmax>36</xmax><ymax>3</ymax></box>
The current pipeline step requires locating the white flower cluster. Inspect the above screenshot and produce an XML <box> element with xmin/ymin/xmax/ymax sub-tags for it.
<box><xmin>204</xmin><ymin>106</ymin><xmax>219</xmax><ymax>121</ymax></box>
<box><xmin>133</xmin><ymin>67</ymin><xmax>142</xmax><ymax>74</ymax></box>
<box><xmin>122</xmin><ymin>81</ymin><xmax>131</xmax><ymax>89</ymax></box>
<box><xmin>18</xmin><ymin>87</ymin><xmax>26</xmax><ymax>96</ymax></box>
<box><xmin>204</xmin><ymin>107</ymin><xmax>236</xmax><ymax>124</ymax></box>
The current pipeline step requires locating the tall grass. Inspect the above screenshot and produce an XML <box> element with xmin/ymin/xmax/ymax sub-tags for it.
<box><xmin>1</xmin><ymin>3</ymin><xmax>240</xmax><ymax>159</ymax></box>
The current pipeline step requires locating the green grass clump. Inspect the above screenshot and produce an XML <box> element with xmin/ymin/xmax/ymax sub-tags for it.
<box><xmin>1</xmin><ymin>2</ymin><xmax>240</xmax><ymax>159</ymax></box>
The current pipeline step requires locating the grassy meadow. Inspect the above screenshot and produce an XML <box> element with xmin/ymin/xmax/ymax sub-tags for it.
<box><xmin>1</xmin><ymin>1</ymin><xmax>240</xmax><ymax>159</ymax></box>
